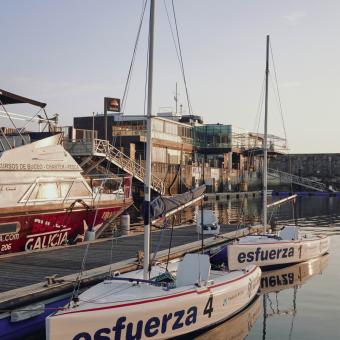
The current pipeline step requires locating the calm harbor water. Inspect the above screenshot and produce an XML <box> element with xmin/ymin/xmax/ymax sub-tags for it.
<box><xmin>24</xmin><ymin>196</ymin><xmax>340</xmax><ymax>340</ymax></box>
<box><xmin>197</xmin><ymin>236</ymin><xmax>339</xmax><ymax>340</ymax></box>
<box><xmin>197</xmin><ymin>195</ymin><xmax>340</xmax><ymax>340</ymax></box>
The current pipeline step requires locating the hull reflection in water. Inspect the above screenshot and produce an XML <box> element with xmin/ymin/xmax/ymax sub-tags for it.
<box><xmin>193</xmin><ymin>296</ymin><xmax>261</xmax><ymax>340</ymax></box>
<box><xmin>260</xmin><ymin>254</ymin><xmax>330</xmax><ymax>294</ymax></box>
<box><xmin>194</xmin><ymin>254</ymin><xmax>329</xmax><ymax>340</ymax></box>
<box><xmin>260</xmin><ymin>254</ymin><xmax>330</xmax><ymax>340</ymax></box>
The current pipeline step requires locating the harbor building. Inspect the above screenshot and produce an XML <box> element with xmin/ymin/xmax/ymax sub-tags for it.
<box><xmin>69</xmin><ymin>110</ymin><xmax>288</xmax><ymax>196</ymax></box>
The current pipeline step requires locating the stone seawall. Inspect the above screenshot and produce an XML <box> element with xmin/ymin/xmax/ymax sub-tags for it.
<box><xmin>269</xmin><ymin>153</ymin><xmax>340</xmax><ymax>190</ymax></box>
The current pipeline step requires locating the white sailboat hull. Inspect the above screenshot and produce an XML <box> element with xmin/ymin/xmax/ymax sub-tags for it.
<box><xmin>228</xmin><ymin>235</ymin><xmax>330</xmax><ymax>270</ymax></box>
<box><xmin>46</xmin><ymin>266</ymin><xmax>261</xmax><ymax>340</ymax></box>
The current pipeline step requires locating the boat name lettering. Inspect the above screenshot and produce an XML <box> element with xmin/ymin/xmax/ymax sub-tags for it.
<box><xmin>32</xmin><ymin>218</ymin><xmax>67</xmax><ymax>231</ymax></box>
<box><xmin>237</xmin><ymin>247</ymin><xmax>295</xmax><ymax>263</ymax></box>
<box><xmin>261</xmin><ymin>272</ymin><xmax>294</xmax><ymax>289</ymax></box>
<box><xmin>0</xmin><ymin>162</ymin><xmax>79</xmax><ymax>171</ymax></box>
<box><xmin>0</xmin><ymin>233</ymin><xmax>19</xmax><ymax>243</ymax></box>
<box><xmin>25</xmin><ymin>231</ymin><xmax>68</xmax><ymax>250</ymax></box>
<box><xmin>72</xmin><ymin>306</ymin><xmax>198</xmax><ymax>340</ymax></box>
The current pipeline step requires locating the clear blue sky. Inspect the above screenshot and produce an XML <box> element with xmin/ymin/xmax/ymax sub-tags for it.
<box><xmin>1</xmin><ymin>0</ymin><xmax>339</xmax><ymax>153</ymax></box>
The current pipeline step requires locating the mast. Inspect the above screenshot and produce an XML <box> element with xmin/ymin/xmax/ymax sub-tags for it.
<box><xmin>143</xmin><ymin>0</ymin><xmax>155</xmax><ymax>280</ymax></box>
<box><xmin>263</xmin><ymin>35</ymin><xmax>270</xmax><ymax>231</ymax></box>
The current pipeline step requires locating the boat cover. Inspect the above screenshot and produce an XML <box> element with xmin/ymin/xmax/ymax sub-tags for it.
<box><xmin>143</xmin><ymin>185</ymin><xmax>206</xmax><ymax>221</ymax></box>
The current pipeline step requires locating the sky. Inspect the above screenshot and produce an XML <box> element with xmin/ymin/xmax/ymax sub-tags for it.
<box><xmin>1</xmin><ymin>0</ymin><xmax>340</xmax><ymax>153</ymax></box>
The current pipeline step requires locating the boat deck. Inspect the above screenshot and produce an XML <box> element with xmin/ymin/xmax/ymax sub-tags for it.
<box><xmin>0</xmin><ymin>223</ymin><xmax>263</xmax><ymax>310</ymax></box>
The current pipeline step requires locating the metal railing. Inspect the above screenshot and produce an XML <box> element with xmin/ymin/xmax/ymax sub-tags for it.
<box><xmin>268</xmin><ymin>168</ymin><xmax>332</xmax><ymax>192</ymax></box>
<box><xmin>94</xmin><ymin>139</ymin><xmax>165</xmax><ymax>194</ymax></box>
<box><xmin>232</xmin><ymin>132</ymin><xmax>288</xmax><ymax>154</ymax></box>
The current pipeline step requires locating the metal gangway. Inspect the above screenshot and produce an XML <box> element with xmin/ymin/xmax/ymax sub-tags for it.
<box><xmin>65</xmin><ymin>138</ymin><xmax>165</xmax><ymax>194</ymax></box>
<box><xmin>268</xmin><ymin>168</ymin><xmax>334</xmax><ymax>192</ymax></box>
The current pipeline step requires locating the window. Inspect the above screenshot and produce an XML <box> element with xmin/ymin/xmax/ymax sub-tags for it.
<box><xmin>21</xmin><ymin>179</ymin><xmax>92</xmax><ymax>202</ymax></box>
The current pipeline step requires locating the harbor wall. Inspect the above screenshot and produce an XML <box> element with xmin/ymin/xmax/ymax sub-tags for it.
<box><xmin>269</xmin><ymin>153</ymin><xmax>340</xmax><ymax>190</ymax></box>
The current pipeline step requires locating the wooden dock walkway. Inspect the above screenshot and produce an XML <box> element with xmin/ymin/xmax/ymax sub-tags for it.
<box><xmin>0</xmin><ymin>224</ymin><xmax>263</xmax><ymax>310</ymax></box>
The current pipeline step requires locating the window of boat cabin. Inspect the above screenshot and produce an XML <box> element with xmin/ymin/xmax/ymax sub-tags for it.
<box><xmin>0</xmin><ymin>222</ymin><xmax>20</xmax><ymax>235</ymax></box>
<box><xmin>22</xmin><ymin>180</ymin><xmax>92</xmax><ymax>202</ymax></box>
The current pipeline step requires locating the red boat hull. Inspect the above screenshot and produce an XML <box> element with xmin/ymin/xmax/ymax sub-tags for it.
<box><xmin>0</xmin><ymin>203</ymin><xmax>131</xmax><ymax>255</ymax></box>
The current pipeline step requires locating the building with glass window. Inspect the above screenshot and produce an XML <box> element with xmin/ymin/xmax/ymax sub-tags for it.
<box><xmin>72</xmin><ymin>112</ymin><xmax>287</xmax><ymax>194</ymax></box>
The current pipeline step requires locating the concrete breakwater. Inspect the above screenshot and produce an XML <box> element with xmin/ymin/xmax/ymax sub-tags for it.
<box><xmin>269</xmin><ymin>153</ymin><xmax>340</xmax><ymax>190</ymax></box>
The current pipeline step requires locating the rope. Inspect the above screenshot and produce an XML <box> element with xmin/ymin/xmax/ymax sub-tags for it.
<box><xmin>235</xmin><ymin>73</ymin><xmax>266</xmax><ymax>229</ymax></box>
<box><xmin>18</xmin><ymin>107</ymin><xmax>43</xmax><ymax>133</ymax></box>
<box><xmin>269</xmin><ymin>40</ymin><xmax>295</xmax><ymax>208</ymax></box>
<box><xmin>170</xmin><ymin>0</ymin><xmax>193</xmax><ymax>114</ymax></box>
<box><xmin>151</xmin><ymin>219</ymin><xmax>168</xmax><ymax>266</ymax></box>
<box><xmin>0</xmin><ymin>100</ymin><xmax>27</xmax><ymax>148</ymax></box>
<box><xmin>165</xmin><ymin>216</ymin><xmax>176</xmax><ymax>271</ymax></box>
<box><xmin>163</xmin><ymin>0</ymin><xmax>182</xmax><ymax>73</ymax></box>
<box><xmin>269</xmin><ymin>42</ymin><xmax>288</xmax><ymax>144</ymax></box>
<box><xmin>121</xmin><ymin>0</ymin><xmax>148</xmax><ymax>112</ymax></box>
<box><xmin>70</xmin><ymin>175</ymin><xmax>111</xmax><ymax>304</ymax></box>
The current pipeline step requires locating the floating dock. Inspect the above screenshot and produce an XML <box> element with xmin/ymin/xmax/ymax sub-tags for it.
<box><xmin>0</xmin><ymin>224</ymin><xmax>263</xmax><ymax>312</ymax></box>
<box><xmin>205</xmin><ymin>191</ymin><xmax>263</xmax><ymax>200</ymax></box>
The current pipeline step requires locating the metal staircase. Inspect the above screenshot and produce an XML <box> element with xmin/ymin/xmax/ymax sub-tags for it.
<box><xmin>92</xmin><ymin>139</ymin><xmax>165</xmax><ymax>194</ymax></box>
<box><xmin>268</xmin><ymin>168</ymin><xmax>334</xmax><ymax>192</ymax></box>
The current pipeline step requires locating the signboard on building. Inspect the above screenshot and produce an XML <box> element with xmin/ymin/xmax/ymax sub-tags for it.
<box><xmin>104</xmin><ymin>97</ymin><xmax>121</xmax><ymax>112</ymax></box>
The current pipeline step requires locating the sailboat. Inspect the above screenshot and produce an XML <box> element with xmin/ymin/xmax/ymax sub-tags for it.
<box><xmin>46</xmin><ymin>1</ymin><xmax>261</xmax><ymax>338</ymax></box>
<box><xmin>226</xmin><ymin>35</ymin><xmax>330</xmax><ymax>270</ymax></box>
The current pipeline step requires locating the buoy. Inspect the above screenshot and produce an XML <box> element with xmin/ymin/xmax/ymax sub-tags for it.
<box><xmin>120</xmin><ymin>212</ymin><xmax>130</xmax><ymax>236</ymax></box>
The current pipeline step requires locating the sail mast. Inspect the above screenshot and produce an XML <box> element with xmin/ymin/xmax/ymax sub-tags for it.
<box><xmin>263</xmin><ymin>35</ymin><xmax>270</xmax><ymax>231</ymax></box>
<box><xmin>143</xmin><ymin>0</ymin><xmax>155</xmax><ymax>280</ymax></box>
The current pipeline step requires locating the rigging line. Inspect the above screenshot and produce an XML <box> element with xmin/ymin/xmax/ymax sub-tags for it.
<box><xmin>121</xmin><ymin>0</ymin><xmax>148</xmax><ymax>113</ymax></box>
<box><xmin>144</xmin><ymin>29</ymin><xmax>150</xmax><ymax>117</ymax></box>
<box><xmin>0</xmin><ymin>100</ymin><xmax>27</xmax><ymax>146</ymax></box>
<box><xmin>262</xmin><ymin>295</ymin><xmax>267</xmax><ymax>340</ymax></box>
<box><xmin>0</xmin><ymin>109</ymin><xmax>46</xmax><ymax>121</ymax></box>
<box><xmin>269</xmin><ymin>42</ymin><xmax>288</xmax><ymax>144</ymax></box>
<box><xmin>151</xmin><ymin>219</ymin><xmax>168</xmax><ymax>266</ymax></box>
<box><xmin>171</xmin><ymin>0</ymin><xmax>193</xmax><ymax>114</ymax></box>
<box><xmin>254</xmin><ymin>73</ymin><xmax>266</xmax><ymax>136</ymax></box>
<box><xmin>269</xmin><ymin>75</ymin><xmax>287</xmax><ymax>142</ymax></box>
<box><xmin>72</xmin><ymin>172</ymin><xmax>113</xmax><ymax>301</ymax></box>
<box><xmin>236</xmin><ymin>73</ymin><xmax>266</xmax><ymax>229</ymax></box>
<box><xmin>268</xmin><ymin>48</ymin><xmax>293</xmax><ymax>192</ymax></box>
<box><xmin>18</xmin><ymin>107</ymin><xmax>43</xmax><ymax>133</ymax></box>
<box><xmin>69</xmin><ymin>241</ymin><xmax>91</xmax><ymax>307</ymax></box>
<box><xmin>163</xmin><ymin>0</ymin><xmax>182</xmax><ymax>72</ymax></box>
<box><xmin>288</xmin><ymin>287</ymin><xmax>298</xmax><ymax>340</ymax></box>
<box><xmin>42</xmin><ymin>108</ymin><xmax>52</xmax><ymax>133</ymax></box>
<box><xmin>165</xmin><ymin>215</ymin><xmax>175</xmax><ymax>271</ymax></box>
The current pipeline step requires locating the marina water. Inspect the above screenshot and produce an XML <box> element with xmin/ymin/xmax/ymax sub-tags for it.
<box><xmin>25</xmin><ymin>196</ymin><xmax>340</xmax><ymax>340</ymax></box>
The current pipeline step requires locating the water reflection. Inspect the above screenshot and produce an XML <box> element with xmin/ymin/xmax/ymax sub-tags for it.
<box><xmin>260</xmin><ymin>255</ymin><xmax>330</xmax><ymax>340</ymax></box>
<box><xmin>166</xmin><ymin>195</ymin><xmax>340</xmax><ymax>230</ymax></box>
<box><xmin>196</xmin><ymin>254</ymin><xmax>330</xmax><ymax>340</ymax></box>
<box><xmin>194</xmin><ymin>296</ymin><xmax>261</xmax><ymax>340</ymax></box>
<box><xmin>260</xmin><ymin>254</ymin><xmax>330</xmax><ymax>295</ymax></box>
